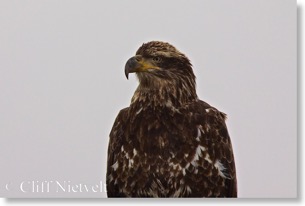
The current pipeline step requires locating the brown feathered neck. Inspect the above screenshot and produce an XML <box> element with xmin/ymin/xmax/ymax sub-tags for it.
<box><xmin>130</xmin><ymin>67</ymin><xmax>198</xmax><ymax>109</ymax></box>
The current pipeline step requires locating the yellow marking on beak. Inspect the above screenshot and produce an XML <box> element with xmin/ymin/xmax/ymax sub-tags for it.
<box><xmin>136</xmin><ymin>59</ymin><xmax>159</xmax><ymax>72</ymax></box>
<box><xmin>125</xmin><ymin>55</ymin><xmax>160</xmax><ymax>79</ymax></box>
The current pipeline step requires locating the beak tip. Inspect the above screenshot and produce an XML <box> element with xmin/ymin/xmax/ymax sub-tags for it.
<box><xmin>125</xmin><ymin>70</ymin><xmax>129</xmax><ymax>79</ymax></box>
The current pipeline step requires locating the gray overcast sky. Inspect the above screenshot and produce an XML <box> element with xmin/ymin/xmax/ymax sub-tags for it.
<box><xmin>0</xmin><ymin>0</ymin><xmax>296</xmax><ymax>198</ymax></box>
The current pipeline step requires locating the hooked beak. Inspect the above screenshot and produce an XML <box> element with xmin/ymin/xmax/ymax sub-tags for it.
<box><xmin>124</xmin><ymin>55</ymin><xmax>159</xmax><ymax>79</ymax></box>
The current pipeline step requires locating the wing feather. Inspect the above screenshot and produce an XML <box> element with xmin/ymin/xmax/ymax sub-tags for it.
<box><xmin>106</xmin><ymin>108</ymin><xmax>129</xmax><ymax>197</ymax></box>
<box><xmin>185</xmin><ymin>100</ymin><xmax>237</xmax><ymax>197</ymax></box>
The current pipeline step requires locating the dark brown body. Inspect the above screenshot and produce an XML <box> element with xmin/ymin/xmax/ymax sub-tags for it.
<box><xmin>107</xmin><ymin>100</ymin><xmax>237</xmax><ymax>197</ymax></box>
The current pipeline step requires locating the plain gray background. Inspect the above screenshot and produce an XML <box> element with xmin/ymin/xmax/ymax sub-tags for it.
<box><xmin>0</xmin><ymin>0</ymin><xmax>296</xmax><ymax>198</ymax></box>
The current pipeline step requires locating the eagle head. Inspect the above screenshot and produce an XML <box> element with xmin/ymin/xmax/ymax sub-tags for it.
<box><xmin>125</xmin><ymin>41</ymin><xmax>197</xmax><ymax>106</ymax></box>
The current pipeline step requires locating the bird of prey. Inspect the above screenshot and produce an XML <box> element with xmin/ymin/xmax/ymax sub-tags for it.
<box><xmin>106</xmin><ymin>41</ymin><xmax>237</xmax><ymax>197</ymax></box>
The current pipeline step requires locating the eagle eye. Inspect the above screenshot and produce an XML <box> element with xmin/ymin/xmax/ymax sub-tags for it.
<box><xmin>152</xmin><ymin>56</ymin><xmax>162</xmax><ymax>63</ymax></box>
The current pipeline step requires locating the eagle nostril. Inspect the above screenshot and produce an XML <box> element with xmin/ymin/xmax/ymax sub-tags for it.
<box><xmin>135</xmin><ymin>56</ymin><xmax>142</xmax><ymax>62</ymax></box>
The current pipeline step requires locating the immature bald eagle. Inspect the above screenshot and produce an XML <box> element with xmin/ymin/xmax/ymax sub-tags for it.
<box><xmin>106</xmin><ymin>41</ymin><xmax>237</xmax><ymax>197</ymax></box>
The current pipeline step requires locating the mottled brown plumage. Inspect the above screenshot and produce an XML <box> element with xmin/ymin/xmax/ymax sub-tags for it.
<box><xmin>106</xmin><ymin>41</ymin><xmax>237</xmax><ymax>197</ymax></box>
